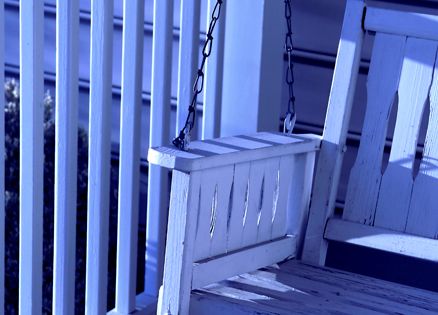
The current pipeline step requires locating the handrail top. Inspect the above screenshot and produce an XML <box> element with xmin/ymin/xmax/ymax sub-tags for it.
<box><xmin>148</xmin><ymin>132</ymin><xmax>321</xmax><ymax>172</ymax></box>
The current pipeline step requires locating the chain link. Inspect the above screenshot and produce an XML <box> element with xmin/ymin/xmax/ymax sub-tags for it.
<box><xmin>173</xmin><ymin>0</ymin><xmax>223</xmax><ymax>151</ymax></box>
<box><xmin>283</xmin><ymin>0</ymin><xmax>296</xmax><ymax>134</ymax></box>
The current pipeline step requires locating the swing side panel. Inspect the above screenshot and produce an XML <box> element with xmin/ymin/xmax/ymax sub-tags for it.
<box><xmin>304</xmin><ymin>0</ymin><xmax>438</xmax><ymax>266</ymax></box>
<box><xmin>151</xmin><ymin>132</ymin><xmax>319</xmax><ymax>314</ymax></box>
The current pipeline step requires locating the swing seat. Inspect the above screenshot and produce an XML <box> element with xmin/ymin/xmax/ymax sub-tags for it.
<box><xmin>149</xmin><ymin>0</ymin><xmax>438</xmax><ymax>314</ymax></box>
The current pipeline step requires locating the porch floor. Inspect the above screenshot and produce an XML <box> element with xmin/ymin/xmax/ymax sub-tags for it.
<box><xmin>190</xmin><ymin>260</ymin><xmax>438</xmax><ymax>314</ymax></box>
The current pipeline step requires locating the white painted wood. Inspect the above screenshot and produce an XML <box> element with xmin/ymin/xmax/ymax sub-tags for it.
<box><xmin>192</xmin><ymin>236</ymin><xmax>296</xmax><ymax>290</ymax></box>
<box><xmin>325</xmin><ymin>218</ymin><xmax>438</xmax><ymax>262</ymax></box>
<box><xmin>157</xmin><ymin>170</ymin><xmax>201</xmax><ymax>315</ymax></box>
<box><xmin>365</xmin><ymin>7</ymin><xmax>438</xmax><ymax>42</ymax></box>
<box><xmin>374</xmin><ymin>38</ymin><xmax>437</xmax><ymax>231</ymax></box>
<box><xmin>202</xmin><ymin>0</ymin><xmax>226</xmax><ymax>140</ymax></box>
<box><xmin>271</xmin><ymin>155</ymin><xmax>295</xmax><ymax>239</ymax></box>
<box><xmin>19</xmin><ymin>0</ymin><xmax>44</xmax><ymax>313</ymax></box>
<box><xmin>220</xmin><ymin>0</ymin><xmax>283</xmax><ymax>136</ymax></box>
<box><xmin>241</xmin><ymin>159</ymin><xmax>266</xmax><ymax>248</ymax></box>
<box><xmin>0</xmin><ymin>1</ymin><xmax>4</xmax><ymax>312</ymax></box>
<box><xmin>148</xmin><ymin>133</ymin><xmax>321</xmax><ymax>172</ymax></box>
<box><xmin>85</xmin><ymin>0</ymin><xmax>113</xmax><ymax>313</ymax></box>
<box><xmin>176</xmin><ymin>0</ymin><xmax>200</xmax><ymax>137</ymax></box>
<box><xmin>256</xmin><ymin>158</ymin><xmax>279</xmax><ymax>243</ymax></box>
<box><xmin>343</xmin><ymin>33</ymin><xmax>405</xmax><ymax>225</ymax></box>
<box><xmin>406</xmin><ymin>53</ymin><xmax>438</xmax><ymax>238</ymax></box>
<box><xmin>53</xmin><ymin>1</ymin><xmax>79</xmax><ymax>314</ymax></box>
<box><xmin>302</xmin><ymin>0</ymin><xmax>365</xmax><ymax>265</ymax></box>
<box><xmin>286</xmin><ymin>152</ymin><xmax>316</xmax><ymax>257</ymax></box>
<box><xmin>115</xmin><ymin>0</ymin><xmax>145</xmax><ymax>313</ymax></box>
<box><xmin>226</xmin><ymin>162</ymin><xmax>251</xmax><ymax>252</ymax></box>
<box><xmin>145</xmin><ymin>0</ymin><xmax>174</xmax><ymax>296</ymax></box>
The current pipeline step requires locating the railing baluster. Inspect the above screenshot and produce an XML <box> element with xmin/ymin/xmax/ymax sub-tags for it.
<box><xmin>85</xmin><ymin>0</ymin><xmax>113</xmax><ymax>314</ymax></box>
<box><xmin>145</xmin><ymin>0</ymin><xmax>174</xmax><ymax>296</ymax></box>
<box><xmin>53</xmin><ymin>0</ymin><xmax>79</xmax><ymax>314</ymax></box>
<box><xmin>176</xmin><ymin>0</ymin><xmax>201</xmax><ymax>137</ymax></box>
<box><xmin>19</xmin><ymin>0</ymin><xmax>44</xmax><ymax>314</ymax></box>
<box><xmin>115</xmin><ymin>0</ymin><xmax>144</xmax><ymax>312</ymax></box>
<box><xmin>202</xmin><ymin>0</ymin><xmax>226</xmax><ymax>140</ymax></box>
<box><xmin>0</xmin><ymin>0</ymin><xmax>4</xmax><ymax>312</ymax></box>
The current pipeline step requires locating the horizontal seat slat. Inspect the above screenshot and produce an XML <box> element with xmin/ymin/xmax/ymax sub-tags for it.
<box><xmin>148</xmin><ymin>132</ymin><xmax>320</xmax><ymax>171</ymax></box>
<box><xmin>365</xmin><ymin>7</ymin><xmax>438</xmax><ymax>42</ymax></box>
<box><xmin>325</xmin><ymin>218</ymin><xmax>438</xmax><ymax>262</ymax></box>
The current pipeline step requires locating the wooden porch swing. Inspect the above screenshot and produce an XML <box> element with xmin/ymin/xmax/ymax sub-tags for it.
<box><xmin>148</xmin><ymin>0</ymin><xmax>438</xmax><ymax>313</ymax></box>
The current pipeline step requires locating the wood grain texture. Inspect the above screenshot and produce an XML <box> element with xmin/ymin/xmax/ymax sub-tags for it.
<box><xmin>52</xmin><ymin>1</ymin><xmax>79</xmax><ymax>314</ymax></box>
<box><xmin>19</xmin><ymin>0</ymin><xmax>44</xmax><ymax>313</ymax></box>
<box><xmin>148</xmin><ymin>133</ymin><xmax>321</xmax><ymax>172</ymax></box>
<box><xmin>325</xmin><ymin>218</ymin><xmax>438</xmax><ymax>262</ymax></box>
<box><xmin>406</xmin><ymin>52</ymin><xmax>438</xmax><ymax>238</ymax></box>
<box><xmin>157</xmin><ymin>171</ymin><xmax>201</xmax><ymax>315</ymax></box>
<box><xmin>193</xmin><ymin>260</ymin><xmax>438</xmax><ymax>315</ymax></box>
<box><xmin>85</xmin><ymin>0</ymin><xmax>113</xmax><ymax>313</ymax></box>
<box><xmin>374</xmin><ymin>38</ymin><xmax>437</xmax><ymax>231</ymax></box>
<box><xmin>302</xmin><ymin>0</ymin><xmax>365</xmax><ymax>265</ymax></box>
<box><xmin>343</xmin><ymin>33</ymin><xmax>405</xmax><ymax>225</ymax></box>
<box><xmin>115</xmin><ymin>0</ymin><xmax>145</xmax><ymax>312</ymax></box>
<box><xmin>365</xmin><ymin>7</ymin><xmax>438</xmax><ymax>42</ymax></box>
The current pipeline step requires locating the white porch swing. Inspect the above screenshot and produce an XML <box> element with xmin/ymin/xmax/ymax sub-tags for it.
<box><xmin>149</xmin><ymin>0</ymin><xmax>438</xmax><ymax>313</ymax></box>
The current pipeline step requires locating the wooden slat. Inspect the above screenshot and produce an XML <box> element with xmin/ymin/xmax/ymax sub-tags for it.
<box><xmin>157</xmin><ymin>170</ymin><xmax>201</xmax><ymax>315</ymax></box>
<box><xmin>19</xmin><ymin>0</ymin><xmax>44</xmax><ymax>313</ymax></box>
<box><xmin>365</xmin><ymin>7</ymin><xmax>438</xmax><ymax>42</ymax></box>
<box><xmin>202</xmin><ymin>0</ymin><xmax>226</xmax><ymax>140</ymax></box>
<box><xmin>343</xmin><ymin>33</ymin><xmax>405</xmax><ymax>225</ymax></box>
<box><xmin>148</xmin><ymin>133</ymin><xmax>321</xmax><ymax>172</ymax></box>
<box><xmin>325</xmin><ymin>218</ymin><xmax>438</xmax><ymax>262</ymax></box>
<box><xmin>192</xmin><ymin>236</ymin><xmax>296</xmax><ymax>290</ymax></box>
<box><xmin>406</xmin><ymin>53</ymin><xmax>438</xmax><ymax>238</ymax></box>
<box><xmin>374</xmin><ymin>38</ymin><xmax>437</xmax><ymax>231</ymax></box>
<box><xmin>145</xmin><ymin>0</ymin><xmax>174</xmax><ymax>296</ymax></box>
<box><xmin>176</xmin><ymin>0</ymin><xmax>200</xmax><ymax>136</ymax></box>
<box><xmin>85</xmin><ymin>0</ymin><xmax>113</xmax><ymax>313</ymax></box>
<box><xmin>0</xmin><ymin>1</ymin><xmax>4</xmax><ymax>312</ymax></box>
<box><xmin>52</xmin><ymin>0</ymin><xmax>79</xmax><ymax>314</ymax></box>
<box><xmin>227</xmin><ymin>163</ymin><xmax>251</xmax><ymax>252</ymax></box>
<box><xmin>302</xmin><ymin>0</ymin><xmax>365</xmax><ymax>265</ymax></box>
<box><xmin>115</xmin><ymin>0</ymin><xmax>145</xmax><ymax>313</ymax></box>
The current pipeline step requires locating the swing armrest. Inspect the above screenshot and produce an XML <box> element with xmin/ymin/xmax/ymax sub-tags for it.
<box><xmin>148</xmin><ymin>132</ymin><xmax>321</xmax><ymax>172</ymax></box>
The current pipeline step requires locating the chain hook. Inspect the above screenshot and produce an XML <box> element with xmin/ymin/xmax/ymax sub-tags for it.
<box><xmin>283</xmin><ymin>112</ymin><xmax>296</xmax><ymax>135</ymax></box>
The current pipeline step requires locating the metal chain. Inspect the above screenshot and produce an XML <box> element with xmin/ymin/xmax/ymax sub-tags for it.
<box><xmin>283</xmin><ymin>0</ymin><xmax>297</xmax><ymax>134</ymax></box>
<box><xmin>173</xmin><ymin>0</ymin><xmax>223</xmax><ymax>151</ymax></box>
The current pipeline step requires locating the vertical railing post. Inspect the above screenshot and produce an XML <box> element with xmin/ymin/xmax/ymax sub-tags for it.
<box><xmin>52</xmin><ymin>1</ymin><xmax>79</xmax><ymax>314</ymax></box>
<box><xmin>19</xmin><ymin>0</ymin><xmax>44</xmax><ymax>314</ymax></box>
<box><xmin>145</xmin><ymin>0</ymin><xmax>173</xmax><ymax>297</ymax></box>
<box><xmin>176</xmin><ymin>0</ymin><xmax>201</xmax><ymax>138</ymax></box>
<box><xmin>0</xmin><ymin>0</ymin><xmax>4</xmax><ymax>312</ymax></box>
<box><xmin>115</xmin><ymin>0</ymin><xmax>144</xmax><ymax>312</ymax></box>
<box><xmin>85</xmin><ymin>0</ymin><xmax>113</xmax><ymax>314</ymax></box>
<box><xmin>202</xmin><ymin>0</ymin><xmax>226</xmax><ymax>140</ymax></box>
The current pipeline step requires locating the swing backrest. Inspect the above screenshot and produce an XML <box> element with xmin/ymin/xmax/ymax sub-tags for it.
<box><xmin>149</xmin><ymin>132</ymin><xmax>319</xmax><ymax>314</ymax></box>
<box><xmin>303</xmin><ymin>0</ymin><xmax>438</xmax><ymax>265</ymax></box>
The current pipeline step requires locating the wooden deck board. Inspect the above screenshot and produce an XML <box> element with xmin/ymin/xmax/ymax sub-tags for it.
<box><xmin>191</xmin><ymin>260</ymin><xmax>438</xmax><ymax>314</ymax></box>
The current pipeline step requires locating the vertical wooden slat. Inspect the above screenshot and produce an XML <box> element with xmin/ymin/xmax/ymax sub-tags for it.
<box><xmin>374</xmin><ymin>38</ymin><xmax>436</xmax><ymax>231</ymax></box>
<box><xmin>19</xmin><ymin>0</ymin><xmax>44</xmax><ymax>314</ymax></box>
<box><xmin>115</xmin><ymin>0</ymin><xmax>144</xmax><ymax>312</ymax></box>
<box><xmin>85</xmin><ymin>0</ymin><xmax>113</xmax><ymax>313</ymax></box>
<box><xmin>0</xmin><ymin>0</ymin><xmax>4</xmax><ymax>312</ymax></box>
<box><xmin>342</xmin><ymin>33</ymin><xmax>405</xmax><ymax>225</ymax></box>
<box><xmin>176</xmin><ymin>0</ymin><xmax>200</xmax><ymax>137</ymax></box>
<box><xmin>53</xmin><ymin>0</ymin><xmax>79</xmax><ymax>314</ymax></box>
<box><xmin>302</xmin><ymin>0</ymin><xmax>365</xmax><ymax>265</ymax></box>
<box><xmin>202</xmin><ymin>0</ymin><xmax>226</xmax><ymax>140</ymax></box>
<box><xmin>145</xmin><ymin>0</ymin><xmax>173</xmax><ymax>296</ymax></box>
